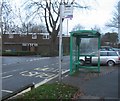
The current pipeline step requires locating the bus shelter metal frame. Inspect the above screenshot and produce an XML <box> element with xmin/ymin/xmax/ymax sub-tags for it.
<box><xmin>70</xmin><ymin>30</ymin><xmax>101</xmax><ymax>75</ymax></box>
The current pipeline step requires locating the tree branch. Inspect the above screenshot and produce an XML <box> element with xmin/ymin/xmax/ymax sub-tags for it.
<box><xmin>52</xmin><ymin>2</ymin><xmax>59</xmax><ymax>15</ymax></box>
<box><xmin>44</xmin><ymin>8</ymin><xmax>51</xmax><ymax>34</ymax></box>
<box><xmin>57</xmin><ymin>18</ymin><xmax>64</xmax><ymax>32</ymax></box>
<box><xmin>46</xmin><ymin>4</ymin><xmax>53</xmax><ymax>28</ymax></box>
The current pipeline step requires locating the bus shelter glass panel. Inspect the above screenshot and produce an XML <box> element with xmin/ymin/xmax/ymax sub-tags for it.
<box><xmin>80</xmin><ymin>38</ymin><xmax>98</xmax><ymax>55</ymax></box>
<box><xmin>79</xmin><ymin>38</ymin><xmax>99</xmax><ymax>67</ymax></box>
<box><xmin>70</xmin><ymin>36</ymin><xmax>79</xmax><ymax>72</ymax></box>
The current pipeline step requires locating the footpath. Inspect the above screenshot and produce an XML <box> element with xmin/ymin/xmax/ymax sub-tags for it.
<box><xmin>48</xmin><ymin>66</ymin><xmax>119</xmax><ymax>100</ymax></box>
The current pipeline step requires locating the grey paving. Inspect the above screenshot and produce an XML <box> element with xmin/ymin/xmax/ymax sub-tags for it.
<box><xmin>54</xmin><ymin>66</ymin><xmax>119</xmax><ymax>100</ymax></box>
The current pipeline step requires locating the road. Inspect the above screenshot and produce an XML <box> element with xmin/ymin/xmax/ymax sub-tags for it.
<box><xmin>2</xmin><ymin>56</ymin><xmax>70</xmax><ymax>99</ymax></box>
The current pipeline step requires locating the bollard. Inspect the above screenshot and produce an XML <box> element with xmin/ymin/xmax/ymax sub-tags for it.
<box><xmin>31</xmin><ymin>82</ymin><xmax>35</xmax><ymax>90</ymax></box>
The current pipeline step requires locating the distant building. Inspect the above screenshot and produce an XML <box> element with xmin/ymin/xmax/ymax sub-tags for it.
<box><xmin>2</xmin><ymin>33</ymin><xmax>70</xmax><ymax>56</ymax></box>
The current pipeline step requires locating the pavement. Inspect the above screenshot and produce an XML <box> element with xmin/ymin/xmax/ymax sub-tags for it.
<box><xmin>48</xmin><ymin>66</ymin><xmax>119</xmax><ymax>100</ymax></box>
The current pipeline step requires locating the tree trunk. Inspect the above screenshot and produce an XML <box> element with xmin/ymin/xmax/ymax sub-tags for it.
<box><xmin>50</xmin><ymin>32</ymin><xmax>58</xmax><ymax>56</ymax></box>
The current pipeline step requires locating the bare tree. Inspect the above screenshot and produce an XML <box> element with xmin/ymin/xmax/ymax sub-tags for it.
<box><xmin>72</xmin><ymin>24</ymin><xmax>84</xmax><ymax>31</ymax></box>
<box><xmin>29</xmin><ymin>24</ymin><xmax>47</xmax><ymax>33</ymax></box>
<box><xmin>1</xmin><ymin>0</ymin><xmax>15</xmax><ymax>34</ymax></box>
<box><xmin>24</xmin><ymin>0</ymin><xmax>92</xmax><ymax>56</ymax></box>
<box><xmin>91</xmin><ymin>25</ymin><xmax>101</xmax><ymax>32</ymax></box>
<box><xmin>106</xmin><ymin>1</ymin><xmax>120</xmax><ymax>28</ymax></box>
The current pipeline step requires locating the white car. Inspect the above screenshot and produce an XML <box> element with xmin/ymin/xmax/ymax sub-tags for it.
<box><xmin>112</xmin><ymin>48</ymin><xmax>120</xmax><ymax>56</ymax></box>
<box><xmin>79</xmin><ymin>51</ymin><xmax>120</xmax><ymax>66</ymax></box>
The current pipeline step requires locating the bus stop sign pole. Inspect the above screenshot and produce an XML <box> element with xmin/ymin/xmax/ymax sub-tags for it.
<box><xmin>59</xmin><ymin>3</ymin><xmax>64</xmax><ymax>82</ymax></box>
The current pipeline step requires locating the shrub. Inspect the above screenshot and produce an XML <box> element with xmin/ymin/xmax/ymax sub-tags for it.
<box><xmin>2</xmin><ymin>51</ymin><xmax>37</xmax><ymax>56</ymax></box>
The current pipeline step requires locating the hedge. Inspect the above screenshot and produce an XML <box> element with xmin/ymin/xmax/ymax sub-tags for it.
<box><xmin>2</xmin><ymin>51</ymin><xmax>38</xmax><ymax>56</ymax></box>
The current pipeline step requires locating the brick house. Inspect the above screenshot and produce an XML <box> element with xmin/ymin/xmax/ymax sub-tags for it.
<box><xmin>2</xmin><ymin>33</ymin><xmax>70</xmax><ymax>56</ymax></box>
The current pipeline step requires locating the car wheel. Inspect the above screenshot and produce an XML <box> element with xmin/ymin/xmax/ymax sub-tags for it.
<box><xmin>107</xmin><ymin>60</ymin><xmax>115</xmax><ymax>66</ymax></box>
<box><xmin>80</xmin><ymin>60</ymin><xmax>85</xmax><ymax>66</ymax></box>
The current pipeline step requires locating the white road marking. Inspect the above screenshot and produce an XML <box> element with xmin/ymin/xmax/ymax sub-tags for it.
<box><xmin>26</xmin><ymin>57</ymin><xmax>50</xmax><ymax>62</ymax></box>
<box><xmin>34</xmin><ymin>67</ymin><xmax>48</xmax><ymax>71</ymax></box>
<box><xmin>2</xmin><ymin>57</ymin><xmax>51</xmax><ymax>66</ymax></box>
<box><xmin>20</xmin><ymin>71</ymin><xmax>28</xmax><ymax>74</ymax></box>
<box><xmin>35</xmin><ymin>73</ymin><xmax>55</xmax><ymax>78</ymax></box>
<box><xmin>34</xmin><ymin>68</ymin><xmax>40</xmax><ymax>71</ymax></box>
<box><xmin>42</xmin><ymin>67</ymin><xmax>49</xmax><ymax>71</ymax></box>
<box><xmin>2</xmin><ymin>69</ymin><xmax>23</xmax><ymax>75</ymax></box>
<box><xmin>29</xmin><ymin>59</ymin><xmax>33</xmax><ymax>61</ymax></box>
<box><xmin>10</xmin><ymin>69</ymin><xmax>69</xmax><ymax>96</ymax></box>
<box><xmin>35</xmin><ymin>75</ymin><xmax>59</xmax><ymax>88</ymax></box>
<box><xmin>52</xmin><ymin>69</ymin><xmax>59</xmax><ymax>72</ymax></box>
<box><xmin>20</xmin><ymin>71</ymin><xmax>41</xmax><ymax>77</ymax></box>
<box><xmin>35</xmin><ymin>69</ymin><xmax>69</xmax><ymax>88</ymax></box>
<box><xmin>2</xmin><ymin>90</ymin><xmax>13</xmax><ymax>93</ymax></box>
<box><xmin>65</xmin><ymin>75</ymin><xmax>68</xmax><ymax>78</ymax></box>
<box><xmin>12</xmin><ymin>70</ymin><xmax>18</xmax><ymax>72</ymax></box>
<box><xmin>34</xmin><ymin>67</ymin><xmax>55</xmax><ymax>72</ymax></box>
<box><xmin>2</xmin><ymin>75</ymin><xmax>13</xmax><ymax>79</ymax></box>
<box><xmin>44</xmin><ymin>65</ymin><xmax>48</xmax><ymax>68</ymax></box>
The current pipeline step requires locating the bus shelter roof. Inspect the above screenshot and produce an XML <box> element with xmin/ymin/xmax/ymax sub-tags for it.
<box><xmin>70</xmin><ymin>30</ymin><xmax>100</xmax><ymax>38</ymax></box>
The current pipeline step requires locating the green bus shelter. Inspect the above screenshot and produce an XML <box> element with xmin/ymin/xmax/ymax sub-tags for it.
<box><xmin>70</xmin><ymin>30</ymin><xmax>101</xmax><ymax>75</ymax></box>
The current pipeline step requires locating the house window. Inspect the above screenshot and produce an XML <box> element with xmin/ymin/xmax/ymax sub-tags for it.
<box><xmin>19</xmin><ymin>33</ymin><xmax>27</xmax><ymax>37</ymax></box>
<box><xmin>32</xmin><ymin>34</ymin><xmax>37</xmax><ymax>39</ymax></box>
<box><xmin>9</xmin><ymin>34</ymin><xmax>14</xmax><ymax>38</ymax></box>
<box><xmin>42</xmin><ymin>35</ymin><xmax>49</xmax><ymax>39</ymax></box>
<box><xmin>22</xmin><ymin>46</ymin><xmax>28</xmax><ymax>51</ymax></box>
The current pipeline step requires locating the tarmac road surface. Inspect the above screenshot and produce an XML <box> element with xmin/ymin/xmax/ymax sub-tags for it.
<box><xmin>2</xmin><ymin>56</ymin><xmax>70</xmax><ymax>99</ymax></box>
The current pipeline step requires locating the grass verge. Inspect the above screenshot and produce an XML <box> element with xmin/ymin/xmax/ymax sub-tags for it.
<box><xmin>13</xmin><ymin>82</ymin><xmax>80</xmax><ymax>100</ymax></box>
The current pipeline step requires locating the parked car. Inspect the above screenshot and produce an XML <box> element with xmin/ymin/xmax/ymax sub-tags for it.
<box><xmin>112</xmin><ymin>48</ymin><xmax>120</xmax><ymax>55</ymax></box>
<box><xmin>79</xmin><ymin>51</ymin><xmax>120</xmax><ymax>66</ymax></box>
<box><xmin>100</xmin><ymin>46</ymin><xmax>113</xmax><ymax>51</ymax></box>
<box><xmin>100</xmin><ymin>46</ymin><xmax>120</xmax><ymax>55</ymax></box>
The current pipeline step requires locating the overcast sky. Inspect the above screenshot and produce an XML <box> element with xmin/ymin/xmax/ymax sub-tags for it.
<box><xmin>11</xmin><ymin>0</ymin><xmax>119</xmax><ymax>34</ymax></box>
<box><xmin>63</xmin><ymin>0</ymin><xmax>119</xmax><ymax>34</ymax></box>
